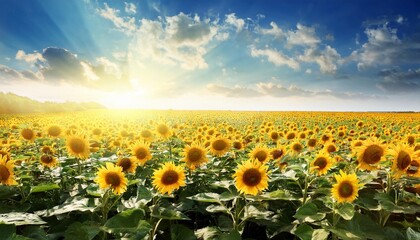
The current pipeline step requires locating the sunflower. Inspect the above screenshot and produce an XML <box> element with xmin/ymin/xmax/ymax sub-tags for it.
<box><xmin>324</xmin><ymin>142</ymin><xmax>338</xmax><ymax>154</ymax></box>
<box><xmin>290</xmin><ymin>141</ymin><xmax>304</xmax><ymax>155</ymax></box>
<box><xmin>41</xmin><ymin>145</ymin><xmax>55</xmax><ymax>155</ymax></box>
<box><xmin>21</xmin><ymin>128</ymin><xmax>36</xmax><ymax>141</ymax></box>
<box><xmin>66</xmin><ymin>135</ymin><xmax>90</xmax><ymax>159</ymax></box>
<box><xmin>331</xmin><ymin>170</ymin><xmax>363</xmax><ymax>203</ymax></box>
<box><xmin>249</xmin><ymin>145</ymin><xmax>271</xmax><ymax>163</ymax></box>
<box><xmin>140</xmin><ymin>129</ymin><xmax>154</xmax><ymax>142</ymax></box>
<box><xmin>0</xmin><ymin>148</ymin><xmax>11</xmax><ymax>162</ymax></box>
<box><xmin>95</xmin><ymin>162</ymin><xmax>128</xmax><ymax>195</ymax></box>
<box><xmin>388</xmin><ymin>144</ymin><xmax>414</xmax><ymax>178</ymax></box>
<box><xmin>156</xmin><ymin>123</ymin><xmax>172</xmax><ymax>139</ymax></box>
<box><xmin>116</xmin><ymin>157</ymin><xmax>137</xmax><ymax>173</ymax></box>
<box><xmin>232</xmin><ymin>141</ymin><xmax>244</xmax><ymax>150</ymax></box>
<box><xmin>47</xmin><ymin>125</ymin><xmax>62</xmax><ymax>137</ymax></box>
<box><xmin>152</xmin><ymin>162</ymin><xmax>186</xmax><ymax>194</ymax></box>
<box><xmin>0</xmin><ymin>156</ymin><xmax>17</xmax><ymax>185</ymax></box>
<box><xmin>406</xmin><ymin>157</ymin><xmax>420</xmax><ymax>178</ymax></box>
<box><xmin>131</xmin><ymin>141</ymin><xmax>152</xmax><ymax>165</ymax></box>
<box><xmin>209</xmin><ymin>137</ymin><xmax>231</xmax><ymax>157</ymax></box>
<box><xmin>307</xmin><ymin>137</ymin><xmax>317</xmax><ymax>149</ymax></box>
<box><xmin>40</xmin><ymin>155</ymin><xmax>58</xmax><ymax>168</ymax></box>
<box><xmin>354</xmin><ymin>138</ymin><xmax>386</xmax><ymax>171</ymax></box>
<box><xmin>182</xmin><ymin>143</ymin><xmax>208</xmax><ymax>170</ymax></box>
<box><xmin>310</xmin><ymin>152</ymin><xmax>333</xmax><ymax>176</ymax></box>
<box><xmin>269</xmin><ymin>131</ymin><xmax>279</xmax><ymax>142</ymax></box>
<box><xmin>271</xmin><ymin>145</ymin><xmax>286</xmax><ymax>160</ymax></box>
<box><xmin>233</xmin><ymin>159</ymin><xmax>269</xmax><ymax>195</ymax></box>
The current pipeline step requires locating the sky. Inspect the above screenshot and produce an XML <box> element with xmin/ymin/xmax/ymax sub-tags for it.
<box><xmin>0</xmin><ymin>0</ymin><xmax>420</xmax><ymax>111</ymax></box>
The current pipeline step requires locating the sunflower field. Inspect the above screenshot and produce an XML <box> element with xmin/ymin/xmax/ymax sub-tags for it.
<box><xmin>0</xmin><ymin>110</ymin><xmax>419</xmax><ymax>240</ymax></box>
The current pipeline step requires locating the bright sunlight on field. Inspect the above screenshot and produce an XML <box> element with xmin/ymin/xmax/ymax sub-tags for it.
<box><xmin>0</xmin><ymin>110</ymin><xmax>419</xmax><ymax>239</ymax></box>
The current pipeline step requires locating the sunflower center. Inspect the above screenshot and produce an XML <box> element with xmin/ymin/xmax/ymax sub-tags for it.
<box><xmin>286</xmin><ymin>133</ymin><xmax>295</xmax><ymax>140</ymax></box>
<box><xmin>338</xmin><ymin>181</ymin><xmax>354</xmax><ymax>198</ymax></box>
<box><xmin>314</xmin><ymin>157</ymin><xmax>327</xmax><ymax>170</ymax></box>
<box><xmin>135</xmin><ymin>148</ymin><xmax>147</xmax><ymax>159</ymax></box>
<box><xmin>48</xmin><ymin>126</ymin><xmax>61</xmax><ymax>137</ymax></box>
<box><xmin>327</xmin><ymin>145</ymin><xmax>337</xmax><ymax>153</ymax></box>
<box><xmin>308</xmin><ymin>139</ymin><xmax>317</xmax><ymax>147</ymax></box>
<box><xmin>321</xmin><ymin>135</ymin><xmax>330</xmax><ymax>142</ymax></box>
<box><xmin>362</xmin><ymin>144</ymin><xmax>383</xmax><ymax>164</ymax></box>
<box><xmin>69</xmin><ymin>138</ymin><xmax>86</xmax><ymax>154</ymax></box>
<box><xmin>396</xmin><ymin>151</ymin><xmax>411</xmax><ymax>170</ymax></box>
<box><xmin>212</xmin><ymin>139</ymin><xmax>227</xmax><ymax>151</ymax></box>
<box><xmin>233</xmin><ymin>142</ymin><xmax>242</xmax><ymax>150</ymax></box>
<box><xmin>270</xmin><ymin>132</ymin><xmax>279</xmax><ymax>140</ymax></box>
<box><xmin>118</xmin><ymin>158</ymin><xmax>132</xmax><ymax>172</ymax></box>
<box><xmin>292</xmin><ymin>143</ymin><xmax>303</xmax><ymax>152</ymax></box>
<box><xmin>242</xmin><ymin>168</ymin><xmax>262</xmax><ymax>187</ymax></box>
<box><xmin>271</xmin><ymin>149</ymin><xmax>284</xmax><ymax>159</ymax></box>
<box><xmin>407</xmin><ymin>161</ymin><xmax>419</xmax><ymax>175</ymax></box>
<box><xmin>41</xmin><ymin>155</ymin><xmax>53</xmax><ymax>164</ymax></box>
<box><xmin>21</xmin><ymin>129</ymin><xmax>34</xmax><ymax>140</ymax></box>
<box><xmin>157</xmin><ymin>125</ymin><xmax>169</xmax><ymax>135</ymax></box>
<box><xmin>161</xmin><ymin>170</ymin><xmax>179</xmax><ymax>185</ymax></box>
<box><xmin>105</xmin><ymin>172</ymin><xmax>121</xmax><ymax>187</ymax></box>
<box><xmin>0</xmin><ymin>165</ymin><xmax>10</xmax><ymax>181</ymax></box>
<box><xmin>254</xmin><ymin>150</ymin><xmax>267</xmax><ymax>162</ymax></box>
<box><xmin>141</xmin><ymin>130</ymin><xmax>152</xmax><ymax>138</ymax></box>
<box><xmin>407</xmin><ymin>136</ymin><xmax>415</xmax><ymax>145</ymax></box>
<box><xmin>187</xmin><ymin>148</ymin><xmax>202</xmax><ymax>162</ymax></box>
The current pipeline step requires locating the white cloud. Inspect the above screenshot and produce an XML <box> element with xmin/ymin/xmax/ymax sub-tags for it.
<box><xmin>124</xmin><ymin>2</ymin><xmax>136</xmax><ymax>14</ymax></box>
<box><xmin>299</xmin><ymin>45</ymin><xmax>341</xmax><ymax>74</ymax></box>
<box><xmin>132</xmin><ymin>12</ymin><xmax>221</xmax><ymax>70</ymax></box>
<box><xmin>225</xmin><ymin>13</ymin><xmax>245</xmax><ymax>32</ymax></box>
<box><xmin>81</xmin><ymin>62</ymin><xmax>99</xmax><ymax>81</ymax></box>
<box><xmin>15</xmin><ymin>50</ymin><xmax>45</xmax><ymax>65</ymax></box>
<box><xmin>351</xmin><ymin>24</ymin><xmax>420</xmax><ymax>70</ymax></box>
<box><xmin>98</xmin><ymin>3</ymin><xmax>136</xmax><ymax>34</ymax></box>
<box><xmin>287</xmin><ymin>23</ymin><xmax>320</xmax><ymax>47</ymax></box>
<box><xmin>377</xmin><ymin>68</ymin><xmax>420</xmax><ymax>92</ymax></box>
<box><xmin>0</xmin><ymin>64</ymin><xmax>42</xmax><ymax>82</ymax></box>
<box><xmin>207</xmin><ymin>82</ymin><xmax>378</xmax><ymax>99</ymax></box>
<box><xmin>259</xmin><ymin>21</ymin><xmax>284</xmax><ymax>38</ymax></box>
<box><xmin>96</xmin><ymin>57</ymin><xmax>122</xmax><ymax>78</ymax></box>
<box><xmin>250</xmin><ymin>46</ymin><xmax>300</xmax><ymax>70</ymax></box>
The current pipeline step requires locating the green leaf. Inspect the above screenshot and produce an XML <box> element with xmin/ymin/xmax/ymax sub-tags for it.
<box><xmin>219</xmin><ymin>230</ymin><xmax>241</xmax><ymax>240</ymax></box>
<box><xmin>294</xmin><ymin>203</ymin><xmax>326</xmax><ymax>223</ymax></box>
<box><xmin>151</xmin><ymin>206</ymin><xmax>190</xmax><ymax>220</ymax></box>
<box><xmin>335</xmin><ymin>203</ymin><xmax>355</xmax><ymax>220</ymax></box>
<box><xmin>188</xmin><ymin>193</ymin><xmax>221</xmax><ymax>203</ymax></box>
<box><xmin>35</xmin><ymin>197</ymin><xmax>98</xmax><ymax>217</ymax></box>
<box><xmin>375</xmin><ymin>192</ymin><xmax>420</xmax><ymax>214</ymax></box>
<box><xmin>312</xmin><ymin>229</ymin><xmax>329</xmax><ymax>240</ymax></box>
<box><xmin>407</xmin><ymin>228</ymin><xmax>420</xmax><ymax>240</ymax></box>
<box><xmin>248</xmin><ymin>189</ymin><xmax>298</xmax><ymax>201</ymax></box>
<box><xmin>206</xmin><ymin>204</ymin><xmax>229</xmax><ymax>213</ymax></box>
<box><xmin>171</xmin><ymin>224</ymin><xmax>197</xmax><ymax>240</ymax></box>
<box><xmin>21</xmin><ymin>226</ymin><xmax>48</xmax><ymax>240</ymax></box>
<box><xmin>30</xmin><ymin>183</ymin><xmax>60</xmax><ymax>193</ymax></box>
<box><xmin>0</xmin><ymin>185</ymin><xmax>16</xmax><ymax>199</ymax></box>
<box><xmin>64</xmin><ymin>222</ymin><xmax>90</xmax><ymax>240</ymax></box>
<box><xmin>328</xmin><ymin>212</ymin><xmax>385</xmax><ymax>240</ymax></box>
<box><xmin>294</xmin><ymin>224</ymin><xmax>313</xmax><ymax>240</ymax></box>
<box><xmin>0</xmin><ymin>224</ymin><xmax>15</xmax><ymax>240</ymax></box>
<box><xmin>244</xmin><ymin>205</ymin><xmax>273</xmax><ymax>220</ymax></box>
<box><xmin>195</xmin><ymin>227</ymin><xmax>219</xmax><ymax>240</ymax></box>
<box><xmin>0</xmin><ymin>213</ymin><xmax>46</xmax><ymax>226</ymax></box>
<box><xmin>103</xmin><ymin>209</ymin><xmax>148</xmax><ymax>234</ymax></box>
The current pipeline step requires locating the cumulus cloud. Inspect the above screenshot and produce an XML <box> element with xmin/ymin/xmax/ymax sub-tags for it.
<box><xmin>132</xmin><ymin>12</ymin><xmax>220</xmax><ymax>70</ymax></box>
<box><xmin>377</xmin><ymin>68</ymin><xmax>420</xmax><ymax>92</ymax></box>
<box><xmin>0</xmin><ymin>64</ymin><xmax>41</xmax><ymax>82</ymax></box>
<box><xmin>98</xmin><ymin>3</ymin><xmax>136</xmax><ymax>34</ymax></box>
<box><xmin>259</xmin><ymin>22</ymin><xmax>284</xmax><ymax>38</ymax></box>
<box><xmin>298</xmin><ymin>45</ymin><xmax>341</xmax><ymax>74</ymax></box>
<box><xmin>351</xmin><ymin>24</ymin><xmax>420</xmax><ymax>70</ymax></box>
<box><xmin>250</xmin><ymin>46</ymin><xmax>300</xmax><ymax>70</ymax></box>
<box><xmin>124</xmin><ymin>2</ymin><xmax>136</xmax><ymax>14</ymax></box>
<box><xmin>225</xmin><ymin>13</ymin><xmax>245</xmax><ymax>32</ymax></box>
<box><xmin>286</xmin><ymin>23</ymin><xmax>320</xmax><ymax>47</ymax></box>
<box><xmin>15</xmin><ymin>50</ymin><xmax>45</xmax><ymax>65</ymax></box>
<box><xmin>207</xmin><ymin>82</ymin><xmax>378</xmax><ymax>99</ymax></box>
<box><xmin>207</xmin><ymin>84</ymin><xmax>261</xmax><ymax>97</ymax></box>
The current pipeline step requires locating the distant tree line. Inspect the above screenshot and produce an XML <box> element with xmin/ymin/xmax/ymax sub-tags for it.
<box><xmin>0</xmin><ymin>92</ymin><xmax>105</xmax><ymax>114</ymax></box>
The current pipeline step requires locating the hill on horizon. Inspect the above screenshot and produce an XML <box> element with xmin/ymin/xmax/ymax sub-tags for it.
<box><xmin>0</xmin><ymin>92</ymin><xmax>105</xmax><ymax>114</ymax></box>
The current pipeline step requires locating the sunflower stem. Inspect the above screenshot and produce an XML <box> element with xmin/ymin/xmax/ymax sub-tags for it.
<box><xmin>150</xmin><ymin>218</ymin><xmax>163</xmax><ymax>240</ymax></box>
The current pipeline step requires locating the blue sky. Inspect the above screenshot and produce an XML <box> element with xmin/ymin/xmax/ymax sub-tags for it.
<box><xmin>0</xmin><ymin>0</ymin><xmax>419</xmax><ymax>111</ymax></box>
